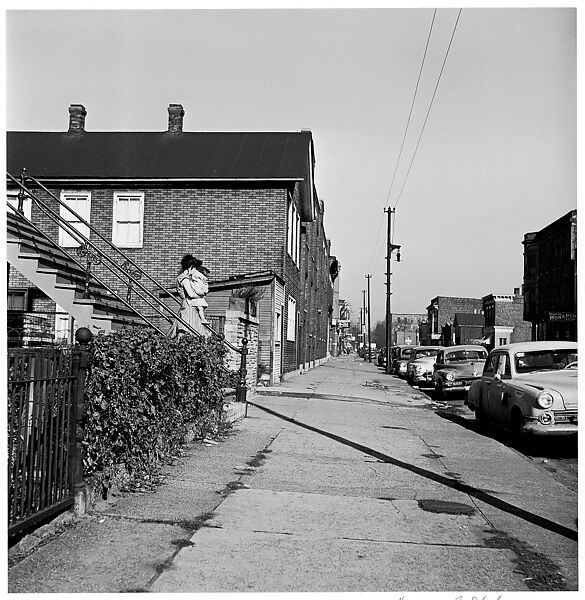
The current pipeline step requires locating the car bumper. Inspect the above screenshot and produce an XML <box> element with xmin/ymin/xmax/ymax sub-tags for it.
<box><xmin>521</xmin><ymin>417</ymin><xmax>578</xmax><ymax>435</ymax></box>
<box><xmin>413</xmin><ymin>373</ymin><xmax>434</xmax><ymax>386</ymax></box>
<box><xmin>441</xmin><ymin>378</ymin><xmax>479</xmax><ymax>392</ymax></box>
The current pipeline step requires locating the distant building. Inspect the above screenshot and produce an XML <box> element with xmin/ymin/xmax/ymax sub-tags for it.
<box><xmin>453</xmin><ymin>312</ymin><xmax>484</xmax><ymax>345</ymax></box>
<box><xmin>391</xmin><ymin>313</ymin><xmax>425</xmax><ymax>346</ymax></box>
<box><xmin>523</xmin><ymin>210</ymin><xmax>577</xmax><ymax>341</ymax></box>
<box><xmin>482</xmin><ymin>289</ymin><xmax>531</xmax><ymax>350</ymax></box>
<box><xmin>426</xmin><ymin>296</ymin><xmax>484</xmax><ymax>347</ymax></box>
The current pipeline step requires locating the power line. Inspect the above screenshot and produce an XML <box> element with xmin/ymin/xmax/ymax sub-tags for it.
<box><xmin>384</xmin><ymin>9</ymin><xmax>437</xmax><ymax>209</ymax></box>
<box><xmin>367</xmin><ymin>10</ymin><xmax>437</xmax><ymax>273</ymax></box>
<box><xmin>394</xmin><ymin>8</ymin><xmax>463</xmax><ymax>209</ymax></box>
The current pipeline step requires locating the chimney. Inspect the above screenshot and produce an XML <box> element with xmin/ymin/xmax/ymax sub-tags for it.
<box><xmin>167</xmin><ymin>104</ymin><xmax>184</xmax><ymax>133</ymax></box>
<box><xmin>514</xmin><ymin>287</ymin><xmax>520</xmax><ymax>296</ymax></box>
<box><xmin>68</xmin><ymin>104</ymin><xmax>87</xmax><ymax>133</ymax></box>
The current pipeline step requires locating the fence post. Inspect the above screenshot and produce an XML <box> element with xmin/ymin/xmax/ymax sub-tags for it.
<box><xmin>236</xmin><ymin>338</ymin><xmax>248</xmax><ymax>408</ymax></box>
<box><xmin>72</xmin><ymin>327</ymin><xmax>92</xmax><ymax>516</ymax></box>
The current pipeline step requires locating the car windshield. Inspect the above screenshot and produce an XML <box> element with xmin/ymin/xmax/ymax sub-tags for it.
<box><xmin>401</xmin><ymin>349</ymin><xmax>413</xmax><ymax>358</ymax></box>
<box><xmin>414</xmin><ymin>349</ymin><xmax>439</xmax><ymax>359</ymax></box>
<box><xmin>515</xmin><ymin>349</ymin><xmax>578</xmax><ymax>374</ymax></box>
<box><xmin>445</xmin><ymin>350</ymin><xmax>487</xmax><ymax>363</ymax></box>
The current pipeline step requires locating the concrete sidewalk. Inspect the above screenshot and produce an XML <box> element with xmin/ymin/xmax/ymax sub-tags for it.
<box><xmin>8</xmin><ymin>355</ymin><xmax>578</xmax><ymax>593</ymax></box>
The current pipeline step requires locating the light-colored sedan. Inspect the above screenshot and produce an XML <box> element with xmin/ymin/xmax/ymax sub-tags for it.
<box><xmin>406</xmin><ymin>346</ymin><xmax>444</xmax><ymax>386</ymax></box>
<box><xmin>432</xmin><ymin>345</ymin><xmax>488</xmax><ymax>398</ymax></box>
<box><xmin>466</xmin><ymin>341</ymin><xmax>577</xmax><ymax>435</ymax></box>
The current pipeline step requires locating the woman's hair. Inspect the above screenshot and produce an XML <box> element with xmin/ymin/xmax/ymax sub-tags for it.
<box><xmin>180</xmin><ymin>254</ymin><xmax>203</xmax><ymax>272</ymax></box>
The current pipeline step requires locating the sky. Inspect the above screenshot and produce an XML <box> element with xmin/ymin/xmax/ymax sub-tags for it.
<box><xmin>4</xmin><ymin>2</ymin><xmax>579</xmax><ymax>326</ymax></box>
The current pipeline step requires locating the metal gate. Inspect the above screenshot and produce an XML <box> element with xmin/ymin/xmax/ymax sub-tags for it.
<box><xmin>7</xmin><ymin>347</ymin><xmax>85</xmax><ymax>537</ymax></box>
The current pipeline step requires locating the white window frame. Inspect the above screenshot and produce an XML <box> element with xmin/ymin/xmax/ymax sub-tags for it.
<box><xmin>7</xmin><ymin>191</ymin><xmax>32</xmax><ymax>220</ymax></box>
<box><xmin>287</xmin><ymin>199</ymin><xmax>301</xmax><ymax>265</ymax></box>
<box><xmin>112</xmin><ymin>192</ymin><xmax>145</xmax><ymax>248</ymax></box>
<box><xmin>59</xmin><ymin>191</ymin><xmax>91</xmax><ymax>247</ymax></box>
<box><xmin>287</xmin><ymin>296</ymin><xmax>297</xmax><ymax>341</ymax></box>
<box><xmin>275</xmin><ymin>309</ymin><xmax>282</xmax><ymax>344</ymax></box>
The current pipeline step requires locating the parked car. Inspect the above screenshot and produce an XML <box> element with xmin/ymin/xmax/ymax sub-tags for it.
<box><xmin>377</xmin><ymin>347</ymin><xmax>387</xmax><ymax>367</ymax></box>
<box><xmin>432</xmin><ymin>345</ymin><xmax>488</xmax><ymax>398</ymax></box>
<box><xmin>406</xmin><ymin>346</ymin><xmax>444</xmax><ymax>386</ymax></box>
<box><xmin>466</xmin><ymin>341</ymin><xmax>577</xmax><ymax>435</ymax></box>
<box><xmin>393</xmin><ymin>345</ymin><xmax>415</xmax><ymax>377</ymax></box>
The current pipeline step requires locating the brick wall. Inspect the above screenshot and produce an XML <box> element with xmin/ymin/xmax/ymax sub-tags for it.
<box><xmin>222</xmin><ymin>309</ymin><xmax>259</xmax><ymax>391</ymax></box>
<box><xmin>8</xmin><ymin>181</ymin><xmax>334</xmax><ymax>376</ymax></box>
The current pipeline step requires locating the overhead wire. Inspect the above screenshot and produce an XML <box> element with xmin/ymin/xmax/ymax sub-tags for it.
<box><xmin>366</xmin><ymin>9</ymin><xmax>437</xmax><ymax>273</ymax></box>
<box><xmin>384</xmin><ymin>9</ymin><xmax>437</xmax><ymax>209</ymax></box>
<box><xmin>394</xmin><ymin>8</ymin><xmax>463</xmax><ymax>209</ymax></box>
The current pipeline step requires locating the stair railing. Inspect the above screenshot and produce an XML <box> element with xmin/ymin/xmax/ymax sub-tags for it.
<box><xmin>7</xmin><ymin>201</ymin><xmax>165</xmax><ymax>335</ymax></box>
<box><xmin>7</xmin><ymin>171</ymin><xmax>247</xmax><ymax>399</ymax></box>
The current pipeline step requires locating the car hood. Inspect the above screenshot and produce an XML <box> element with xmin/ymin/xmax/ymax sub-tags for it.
<box><xmin>411</xmin><ymin>357</ymin><xmax>437</xmax><ymax>367</ymax></box>
<box><xmin>439</xmin><ymin>361</ymin><xmax>485</xmax><ymax>377</ymax></box>
<box><xmin>515</xmin><ymin>370</ymin><xmax>578</xmax><ymax>409</ymax></box>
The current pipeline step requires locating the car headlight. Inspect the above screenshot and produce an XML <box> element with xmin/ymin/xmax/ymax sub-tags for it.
<box><xmin>445</xmin><ymin>372</ymin><xmax>455</xmax><ymax>381</ymax></box>
<box><xmin>536</xmin><ymin>392</ymin><xmax>554</xmax><ymax>409</ymax></box>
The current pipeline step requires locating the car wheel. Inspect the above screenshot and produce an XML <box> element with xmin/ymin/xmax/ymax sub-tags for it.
<box><xmin>510</xmin><ymin>408</ymin><xmax>525</xmax><ymax>435</ymax></box>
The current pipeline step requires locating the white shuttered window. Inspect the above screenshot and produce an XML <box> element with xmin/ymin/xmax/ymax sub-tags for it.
<box><xmin>59</xmin><ymin>192</ymin><xmax>91</xmax><ymax>247</ymax></box>
<box><xmin>287</xmin><ymin>296</ymin><xmax>297</xmax><ymax>341</ymax></box>
<box><xmin>112</xmin><ymin>192</ymin><xmax>144</xmax><ymax>248</ymax></box>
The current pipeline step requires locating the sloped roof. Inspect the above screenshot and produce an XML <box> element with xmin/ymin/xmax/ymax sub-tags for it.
<box><xmin>6</xmin><ymin>131</ymin><xmax>312</xmax><ymax>180</ymax></box>
<box><xmin>453</xmin><ymin>312</ymin><xmax>484</xmax><ymax>326</ymax></box>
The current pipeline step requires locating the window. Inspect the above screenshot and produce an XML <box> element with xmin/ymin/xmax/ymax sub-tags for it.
<box><xmin>286</xmin><ymin>296</ymin><xmax>297</xmax><ymax>341</ymax></box>
<box><xmin>59</xmin><ymin>192</ymin><xmax>91</xmax><ymax>247</ymax></box>
<box><xmin>112</xmin><ymin>192</ymin><xmax>144</xmax><ymax>248</ymax></box>
<box><xmin>484</xmin><ymin>354</ymin><xmax>497</xmax><ymax>375</ymax></box>
<box><xmin>496</xmin><ymin>354</ymin><xmax>511</xmax><ymax>377</ymax></box>
<box><xmin>7</xmin><ymin>192</ymin><xmax>32</xmax><ymax>220</ymax></box>
<box><xmin>54</xmin><ymin>304</ymin><xmax>71</xmax><ymax>345</ymax></box>
<box><xmin>275</xmin><ymin>311</ymin><xmax>282</xmax><ymax>343</ymax></box>
<box><xmin>498</xmin><ymin>337</ymin><xmax>508</xmax><ymax>346</ymax></box>
<box><xmin>287</xmin><ymin>199</ymin><xmax>300</xmax><ymax>265</ymax></box>
<box><xmin>7</xmin><ymin>289</ymin><xmax>29</xmax><ymax>311</ymax></box>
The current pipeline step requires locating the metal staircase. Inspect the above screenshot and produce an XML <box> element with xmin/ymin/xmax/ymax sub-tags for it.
<box><xmin>7</xmin><ymin>208</ymin><xmax>146</xmax><ymax>335</ymax></box>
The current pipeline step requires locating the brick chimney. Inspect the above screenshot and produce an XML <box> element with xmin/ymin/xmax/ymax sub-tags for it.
<box><xmin>68</xmin><ymin>104</ymin><xmax>87</xmax><ymax>133</ymax></box>
<box><xmin>167</xmin><ymin>104</ymin><xmax>184</xmax><ymax>133</ymax></box>
<box><xmin>514</xmin><ymin>287</ymin><xmax>520</xmax><ymax>295</ymax></box>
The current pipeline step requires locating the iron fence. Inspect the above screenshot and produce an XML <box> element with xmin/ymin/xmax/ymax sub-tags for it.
<box><xmin>7</xmin><ymin>346</ymin><xmax>84</xmax><ymax>537</ymax></box>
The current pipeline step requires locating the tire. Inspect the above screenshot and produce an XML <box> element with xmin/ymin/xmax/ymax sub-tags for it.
<box><xmin>510</xmin><ymin>408</ymin><xmax>525</xmax><ymax>435</ymax></box>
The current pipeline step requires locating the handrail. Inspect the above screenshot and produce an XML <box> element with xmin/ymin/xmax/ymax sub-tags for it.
<box><xmin>7</xmin><ymin>202</ymin><xmax>164</xmax><ymax>334</ymax></box>
<box><xmin>7</xmin><ymin>179</ymin><xmax>183</xmax><ymax>336</ymax></box>
<box><xmin>7</xmin><ymin>171</ymin><xmax>241</xmax><ymax>354</ymax></box>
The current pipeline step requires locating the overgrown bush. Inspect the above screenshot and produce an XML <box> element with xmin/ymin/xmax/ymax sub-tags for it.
<box><xmin>83</xmin><ymin>328</ymin><xmax>230</xmax><ymax>491</ymax></box>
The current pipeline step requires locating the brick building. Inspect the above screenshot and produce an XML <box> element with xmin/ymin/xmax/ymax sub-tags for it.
<box><xmin>452</xmin><ymin>312</ymin><xmax>484</xmax><ymax>345</ymax></box>
<box><xmin>7</xmin><ymin>104</ymin><xmax>335</xmax><ymax>383</ymax></box>
<box><xmin>523</xmin><ymin>209</ymin><xmax>577</xmax><ymax>341</ymax></box>
<box><xmin>392</xmin><ymin>313</ymin><xmax>425</xmax><ymax>346</ymax></box>
<box><xmin>425</xmin><ymin>296</ymin><xmax>484</xmax><ymax>347</ymax></box>
<box><xmin>482</xmin><ymin>288</ymin><xmax>531</xmax><ymax>350</ymax></box>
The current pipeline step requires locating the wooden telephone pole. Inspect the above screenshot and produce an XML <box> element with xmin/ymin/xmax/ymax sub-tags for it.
<box><xmin>385</xmin><ymin>207</ymin><xmax>401</xmax><ymax>374</ymax></box>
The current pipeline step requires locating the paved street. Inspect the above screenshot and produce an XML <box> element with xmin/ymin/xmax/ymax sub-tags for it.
<box><xmin>8</xmin><ymin>355</ymin><xmax>578</xmax><ymax>593</ymax></box>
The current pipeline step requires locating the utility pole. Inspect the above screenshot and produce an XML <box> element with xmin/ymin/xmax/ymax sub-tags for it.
<box><xmin>366</xmin><ymin>274</ymin><xmax>372</xmax><ymax>362</ymax></box>
<box><xmin>359</xmin><ymin>307</ymin><xmax>363</xmax><ymax>355</ymax></box>
<box><xmin>384</xmin><ymin>207</ymin><xmax>401</xmax><ymax>374</ymax></box>
<box><xmin>362</xmin><ymin>289</ymin><xmax>367</xmax><ymax>359</ymax></box>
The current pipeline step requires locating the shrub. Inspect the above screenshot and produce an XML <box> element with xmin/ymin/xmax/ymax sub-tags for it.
<box><xmin>83</xmin><ymin>328</ymin><xmax>229</xmax><ymax>491</ymax></box>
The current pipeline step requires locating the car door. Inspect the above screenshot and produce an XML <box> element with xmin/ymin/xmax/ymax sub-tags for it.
<box><xmin>479</xmin><ymin>352</ymin><xmax>499</xmax><ymax>419</ymax></box>
<box><xmin>433</xmin><ymin>351</ymin><xmax>445</xmax><ymax>384</ymax></box>
<box><xmin>490</xmin><ymin>352</ymin><xmax>512</xmax><ymax>425</ymax></box>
